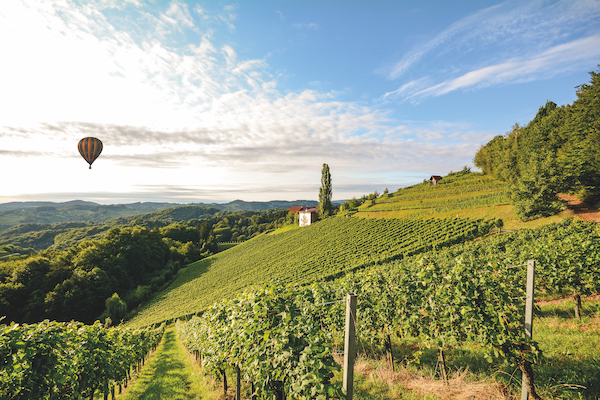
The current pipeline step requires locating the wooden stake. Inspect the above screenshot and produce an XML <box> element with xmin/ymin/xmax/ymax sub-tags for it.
<box><xmin>521</xmin><ymin>260</ymin><xmax>535</xmax><ymax>400</ymax></box>
<box><xmin>439</xmin><ymin>348</ymin><xmax>448</xmax><ymax>385</ymax></box>
<box><xmin>343</xmin><ymin>293</ymin><xmax>357</xmax><ymax>400</ymax></box>
<box><xmin>384</xmin><ymin>332</ymin><xmax>394</xmax><ymax>372</ymax></box>
<box><xmin>574</xmin><ymin>293</ymin><xmax>582</xmax><ymax>319</ymax></box>
<box><xmin>221</xmin><ymin>369</ymin><xmax>227</xmax><ymax>395</ymax></box>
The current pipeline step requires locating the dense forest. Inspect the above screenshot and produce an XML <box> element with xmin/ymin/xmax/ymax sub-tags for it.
<box><xmin>473</xmin><ymin>67</ymin><xmax>600</xmax><ymax>220</ymax></box>
<box><xmin>0</xmin><ymin>208</ymin><xmax>288</xmax><ymax>325</ymax></box>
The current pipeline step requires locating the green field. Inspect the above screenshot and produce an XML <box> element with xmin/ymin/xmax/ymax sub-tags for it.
<box><xmin>126</xmin><ymin>216</ymin><xmax>491</xmax><ymax>328</ymax></box>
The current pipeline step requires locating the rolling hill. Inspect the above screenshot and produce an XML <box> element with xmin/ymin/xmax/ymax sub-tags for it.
<box><xmin>126</xmin><ymin>171</ymin><xmax>586</xmax><ymax>329</ymax></box>
<box><xmin>126</xmin><ymin>215</ymin><xmax>494</xmax><ymax>328</ymax></box>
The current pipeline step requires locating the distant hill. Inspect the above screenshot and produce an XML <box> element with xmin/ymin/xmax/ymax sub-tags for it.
<box><xmin>0</xmin><ymin>200</ymin><xmax>318</xmax><ymax>252</ymax></box>
<box><xmin>0</xmin><ymin>201</ymin><xmax>176</xmax><ymax>231</ymax></box>
<box><xmin>222</xmin><ymin>199</ymin><xmax>319</xmax><ymax>211</ymax></box>
<box><xmin>0</xmin><ymin>200</ymin><xmax>99</xmax><ymax>211</ymax></box>
<box><xmin>0</xmin><ymin>199</ymin><xmax>320</xmax><ymax>231</ymax></box>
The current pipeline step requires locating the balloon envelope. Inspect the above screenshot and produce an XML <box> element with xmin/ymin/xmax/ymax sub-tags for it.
<box><xmin>78</xmin><ymin>137</ymin><xmax>103</xmax><ymax>169</ymax></box>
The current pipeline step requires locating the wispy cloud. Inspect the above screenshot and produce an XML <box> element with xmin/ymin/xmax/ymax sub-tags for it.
<box><xmin>163</xmin><ymin>0</ymin><xmax>196</xmax><ymax>30</ymax></box>
<box><xmin>381</xmin><ymin>0</ymin><xmax>600</xmax><ymax>101</ymax></box>
<box><xmin>292</xmin><ymin>22</ymin><xmax>318</xmax><ymax>30</ymax></box>
<box><xmin>386</xmin><ymin>34</ymin><xmax>600</xmax><ymax>101</ymax></box>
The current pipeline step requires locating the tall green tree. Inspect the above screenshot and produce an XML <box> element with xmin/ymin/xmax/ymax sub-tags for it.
<box><xmin>318</xmin><ymin>163</ymin><xmax>333</xmax><ymax>218</ymax></box>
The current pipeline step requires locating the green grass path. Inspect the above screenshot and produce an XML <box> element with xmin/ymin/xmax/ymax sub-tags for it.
<box><xmin>122</xmin><ymin>327</ymin><xmax>203</xmax><ymax>400</ymax></box>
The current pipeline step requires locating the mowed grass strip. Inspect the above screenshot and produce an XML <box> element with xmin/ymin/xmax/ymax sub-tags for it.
<box><xmin>126</xmin><ymin>217</ymin><xmax>483</xmax><ymax>328</ymax></box>
<box><xmin>120</xmin><ymin>327</ymin><xmax>203</xmax><ymax>400</ymax></box>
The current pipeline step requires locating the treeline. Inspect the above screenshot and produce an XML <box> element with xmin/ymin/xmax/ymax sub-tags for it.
<box><xmin>0</xmin><ymin>209</ymin><xmax>288</xmax><ymax>325</ymax></box>
<box><xmin>0</xmin><ymin>206</ymin><xmax>288</xmax><ymax>252</ymax></box>
<box><xmin>474</xmin><ymin>67</ymin><xmax>600</xmax><ymax>220</ymax></box>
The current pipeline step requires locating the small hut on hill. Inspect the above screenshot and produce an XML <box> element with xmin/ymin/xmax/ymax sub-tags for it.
<box><xmin>430</xmin><ymin>175</ymin><xmax>443</xmax><ymax>186</ymax></box>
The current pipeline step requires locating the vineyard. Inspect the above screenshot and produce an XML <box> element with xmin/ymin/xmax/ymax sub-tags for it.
<box><xmin>0</xmin><ymin>320</ymin><xmax>164</xmax><ymax>400</ymax></box>
<box><xmin>1</xmin><ymin>169</ymin><xmax>599</xmax><ymax>399</ymax></box>
<box><xmin>126</xmin><ymin>216</ymin><xmax>495</xmax><ymax>329</ymax></box>
<box><xmin>176</xmin><ymin>218</ymin><xmax>600</xmax><ymax>399</ymax></box>
<box><xmin>344</xmin><ymin>172</ymin><xmax>512</xmax><ymax>220</ymax></box>
<box><xmin>2</xmin><ymin>217</ymin><xmax>599</xmax><ymax>398</ymax></box>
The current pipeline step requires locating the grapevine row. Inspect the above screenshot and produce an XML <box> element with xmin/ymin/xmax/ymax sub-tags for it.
<box><xmin>0</xmin><ymin>320</ymin><xmax>164</xmax><ymax>400</ymax></box>
<box><xmin>177</xmin><ymin>286</ymin><xmax>343</xmax><ymax>399</ymax></box>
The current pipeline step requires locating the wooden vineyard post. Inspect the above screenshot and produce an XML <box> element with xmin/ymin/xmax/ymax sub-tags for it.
<box><xmin>236</xmin><ymin>365</ymin><xmax>241</xmax><ymax>400</ymax></box>
<box><xmin>343</xmin><ymin>293</ymin><xmax>357</xmax><ymax>400</ymax></box>
<box><xmin>574</xmin><ymin>293</ymin><xmax>582</xmax><ymax>319</ymax></box>
<box><xmin>521</xmin><ymin>260</ymin><xmax>535</xmax><ymax>400</ymax></box>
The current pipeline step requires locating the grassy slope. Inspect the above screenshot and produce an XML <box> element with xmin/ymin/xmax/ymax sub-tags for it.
<box><xmin>126</xmin><ymin>216</ymin><xmax>485</xmax><ymax>328</ymax></box>
<box><xmin>123</xmin><ymin>172</ymin><xmax>599</xmax><ymax>399</ymax></box>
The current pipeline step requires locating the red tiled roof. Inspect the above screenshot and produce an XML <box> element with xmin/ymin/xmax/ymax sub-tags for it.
<box><xmin>289</xmin><ymin>206</ymin><xmax>303</xmax><ymax>213</ymax></box>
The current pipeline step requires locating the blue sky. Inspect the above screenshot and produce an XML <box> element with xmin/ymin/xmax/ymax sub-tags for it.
<box><xmin>1</xmin><ymin>0</ymin><xmax>599</xmax><ymax>204</ymax></box>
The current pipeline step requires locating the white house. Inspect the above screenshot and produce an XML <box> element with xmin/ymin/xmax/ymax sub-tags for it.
<box><xmin>298</xmin><ymin>207</ymin><xmax>318</xmax><ymax>227</ymax></box>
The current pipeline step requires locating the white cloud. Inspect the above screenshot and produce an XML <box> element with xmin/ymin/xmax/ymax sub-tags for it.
<box><xmin>164</xmin><ymin>0</ymin><xmax>196</xmax><ymax>29</ymax></box>
<box><xmin>0</xmin><ymin>0</ymin><xmax>482</xmax><ymax>202</ymax></box>
<box><xmin>219</xmin><ymin>3</ymin><xmax>238</xmax><ymax>32</ymax></box>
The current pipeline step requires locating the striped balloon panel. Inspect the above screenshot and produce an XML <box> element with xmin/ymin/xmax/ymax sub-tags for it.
<box><xmin>78</xmin><ymin>137</ymin><xmax>103</xmax><ymax>169</ymax></box>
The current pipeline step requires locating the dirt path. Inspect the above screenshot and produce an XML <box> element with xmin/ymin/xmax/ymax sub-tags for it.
<box><xmin>558</xmin><ymin>194</ymin><xmax>600</xmax><ymax>223</ymax></box>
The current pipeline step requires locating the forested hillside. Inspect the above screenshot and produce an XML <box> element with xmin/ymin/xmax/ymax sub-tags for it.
<box><xmin>0</xmin><ymin>206</ymin><xmax>287</xmax><ymax>252</ymax></box>
<box><xmin>474</xmin><ymin>67</ymin><xmax>600</xmax><ymax>220</ymax></box>
<box><xmin>0</xmin><ymin>208</ymin><xmax>288</xmax><ymax>324</ymax></box>
<box><xmin>0</xmin><ymin>201</ymin><xmax>174</xmax><ymax>230</ymax></box>
<box><xmin>0</xmin><ymin>199</ymin><xmax>317</xmax><ymax>231</ymax></box>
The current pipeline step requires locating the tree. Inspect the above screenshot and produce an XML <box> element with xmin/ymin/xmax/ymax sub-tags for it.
<box><xmin>318</xmin><ymin>163</ymin><xmax>333</xmax><ymax>218</ymax></box>
<box><xmin>511</xmin><ymin>152</ymin><xmax>563</xmax><ymax>221</ymax></box>
<box><xmin>105</xmin><ymin>292</ymin><xmax>127</xmax><ymax>325</ymax></box>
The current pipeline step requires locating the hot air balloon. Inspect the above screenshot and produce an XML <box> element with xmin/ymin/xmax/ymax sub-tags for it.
<box><xmin>78</xmin><ymin>137</ymin><xmax>103</xmax><ymax>169</ymax></box>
